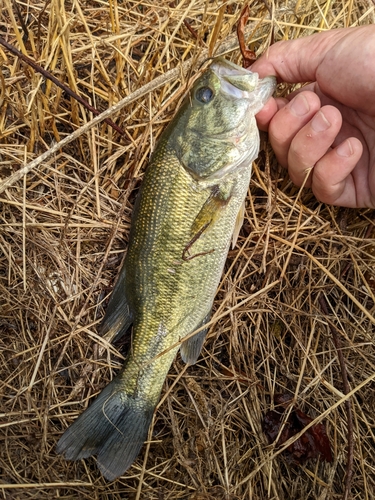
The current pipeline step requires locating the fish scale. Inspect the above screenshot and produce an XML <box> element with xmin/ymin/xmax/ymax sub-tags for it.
<box><xmin>57</xmin><ymin>57</ymin><xmax>276</xmax><ymax>480</ymax></box>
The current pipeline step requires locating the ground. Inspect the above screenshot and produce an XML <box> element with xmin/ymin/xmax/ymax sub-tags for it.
<box><xmin>1</xmin><ymin>1</ymin><xmax>375</xmax><ymax>499</ymax></box>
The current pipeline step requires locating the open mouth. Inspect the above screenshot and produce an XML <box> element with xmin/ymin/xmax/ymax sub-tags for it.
<box><xmin>210</xmin><ymin>57</ymin><xmax>276</xmax><ymax>104</ymax></box>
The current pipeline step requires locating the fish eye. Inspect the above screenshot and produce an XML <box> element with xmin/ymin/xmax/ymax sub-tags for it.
<box><xmin>195</xmin><ymin>86</ymin><xmax>214</xmax><ymax>104</ymax></box>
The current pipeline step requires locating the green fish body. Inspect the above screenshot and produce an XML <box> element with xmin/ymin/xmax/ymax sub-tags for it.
<box><xmin>57</xmin><ymin>58</ymin><xmax>276</xmax><ymax>480</ymax></box>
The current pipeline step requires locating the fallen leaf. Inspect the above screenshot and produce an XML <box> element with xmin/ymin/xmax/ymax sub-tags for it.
<box><xmin>262</xmin><ymin>394</ymin><xmax>333</xmax><ymax>464</ymax></box>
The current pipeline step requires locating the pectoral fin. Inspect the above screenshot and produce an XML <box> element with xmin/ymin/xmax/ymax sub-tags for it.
<box><xmin>100</xmin><ymin>264</ymin><xmax>133</xmax><ymax>344</ymax></box>
<box><xmin>182</xmin><ymin>187</ymin><xmax>233</xmax><ymax>261</ymax></box>
<box><xmin>180</xmin><ymin>314</ymin><xmax>210</xmax><ymax>365</ymax></box>
<box><xmin>191</xmin><ymin>186</ymin><xmax>232</xmax><ymax>238</ymax></box>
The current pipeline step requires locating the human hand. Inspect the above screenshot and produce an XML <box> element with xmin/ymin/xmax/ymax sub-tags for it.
<box><xmin>251</xmin><ymin>26</ymin><xmax>375</xmax><ymax>208</ymax></box>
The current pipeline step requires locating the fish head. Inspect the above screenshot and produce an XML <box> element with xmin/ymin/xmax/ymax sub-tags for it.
<box><xmin>170</xmin><ymin>57</ymin><xmax>276</xmax><ymax>182</ymax></box>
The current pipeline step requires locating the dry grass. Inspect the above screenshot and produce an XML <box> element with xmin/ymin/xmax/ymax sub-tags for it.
<box><xmin>1</xmin><ymin>0</ymin><xmax>375</xmax><ymax>499</ymax></box>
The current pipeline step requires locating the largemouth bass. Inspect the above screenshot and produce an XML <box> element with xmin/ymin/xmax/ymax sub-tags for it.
<box><xmin>57</xmin><ymin>57</ymin><xmax>276</xmax><ymax>480</ymax></box>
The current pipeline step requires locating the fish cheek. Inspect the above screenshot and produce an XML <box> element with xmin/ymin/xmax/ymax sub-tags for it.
<box><xmin>178</xmin><ymin>136</ymin><xmax>236</xmax><ymax>180</ymax></box>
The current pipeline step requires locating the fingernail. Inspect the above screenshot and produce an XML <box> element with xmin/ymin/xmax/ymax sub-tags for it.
<box><xmin>337</xmin><ymin>139</ymin><xmax>354</xmax><ymax>157</ymax></box>
<box><xmin>290</xmin><ymin>94</ymin><xmax>310</xmax><ymax>116</ymax></box>
<box><xmin>311</xmin><ymin>110</ymin><xmax>331</xmax><ymax>132</ymax></box>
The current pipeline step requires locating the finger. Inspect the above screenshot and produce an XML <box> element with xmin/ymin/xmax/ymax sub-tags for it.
<box><xmin>310</xmin><ymin>138</ymin><xmax>363</xmax><ymax>207</ymax></box>
<box><xmin>268</xmin><ymin>91</ymin><xmax>321</xmax><ymax>167</ymax></box>
<box><xmin>286</xmin><ymin>82</ymin><xmax>342</xmax><ymax>109</ymax></box>
<box><xmin>255</xmin><ymin>97</ymin><xmax>288</xmax><ymax>131</ymax></box>
<box><xmin>287</xmin><ymin>105</ymin><xmax>343</xmax><ymax>188</ymax></box>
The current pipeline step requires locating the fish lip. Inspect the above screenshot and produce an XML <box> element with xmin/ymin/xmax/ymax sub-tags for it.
<box><xmin>210</xmin><ymin>57</ymin><xmax>276</xmax><ymax>104</ymax></box>
<box><xmin>256</xmin><ymin>75</ymin><xmax>277</xmax><ymax>105</ymax></box>
<box><xmin>210</xmin><ymin>57</ymin><xmax>255</xmax><ymax>77</ymax></box>
<box><xmin>210</xmin><ymin>57</ymin><xmax>258</xmax><ymax>96</ymax></box>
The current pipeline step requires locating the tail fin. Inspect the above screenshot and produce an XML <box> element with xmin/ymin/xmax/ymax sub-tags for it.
<box><xmin>56</xmin><ymin>377</ymin><xmax>154</xmax><ymax>481</ymax></box>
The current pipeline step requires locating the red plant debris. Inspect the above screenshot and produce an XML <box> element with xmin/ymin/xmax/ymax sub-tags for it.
<box><xmin>263</xmin><ymin>394</ymin><xmax>333</xmax><ymax>464</ymax></box>
<box><xmin>236</xmin><ymin>5</ymin><xmax>257</xmax><ymax>67</ymax></box>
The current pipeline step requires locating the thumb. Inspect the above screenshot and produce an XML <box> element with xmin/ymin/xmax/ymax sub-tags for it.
<box><xmin>250</xmin><ymin>28</ymin><xmax>349</xmax><ymax>82</ymax></box>
<box><xmin>251</xmin><ymin>25</ymin><xmax>375</xmax><ymax>114</ymax></box>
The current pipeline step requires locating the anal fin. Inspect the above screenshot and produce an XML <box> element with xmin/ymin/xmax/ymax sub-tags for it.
<box><xmin>232</xmin><ymin>199</ymin><xmax>245</xmax><ymax>249</ymax></box>
<box><xmin>180</xmin><ymin>314</ymin><xmax>210</xmax><ymax>365</ymax></box>
<box><xmin>100</xmin><ymin>264</ymin><xmax>133</xmax><ymax>344</ymax></box>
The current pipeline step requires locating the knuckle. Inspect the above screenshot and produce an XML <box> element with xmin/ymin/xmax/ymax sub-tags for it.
<box><xmin>269</xmin><ymin>110</ymin><xmax>291</xmax><ymax>145</ymax></box>
<box><xmin>289</xmin><ymin>143</ymin><xmax>311</xmax><ymax>169</ymax></box>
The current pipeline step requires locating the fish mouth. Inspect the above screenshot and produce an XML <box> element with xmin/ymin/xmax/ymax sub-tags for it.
<box><xmin>210</xmin><ymin>57</ymin><xmax>276</xmax><ymax>107</ymax></box>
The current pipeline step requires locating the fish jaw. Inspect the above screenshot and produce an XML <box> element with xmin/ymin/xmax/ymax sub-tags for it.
<box><xmin>210</xmin><ymin>57</ymin><xmax>277</xmax><ymax>114</ymax></box>
<box><xmin>252</xmin><ymin>75</ymin><xmax>277</xmax><ymax>113</ymax></box>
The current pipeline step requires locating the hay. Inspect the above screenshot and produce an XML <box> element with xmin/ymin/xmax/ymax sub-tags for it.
<box><xmin>1</xmin><ymin>0</ymin><xmax>375</xmax><ymax>498</ymax></box>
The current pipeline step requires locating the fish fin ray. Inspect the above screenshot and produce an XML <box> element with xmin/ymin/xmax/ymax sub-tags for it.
<box><xmin>56</xmin><ymin>377</ymin><xmax>154</xmax><ymax>481</ymax></box>
<box><xmin>100</xmin><ymin>265</ymin><xmax>133</xmax><ymax>344</ymax></box>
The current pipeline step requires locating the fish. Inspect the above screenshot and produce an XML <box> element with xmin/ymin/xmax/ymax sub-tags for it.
<box><xmin>56</xmin><ymin>57</ymin><xmax>276</xmax><ymax>480</ymax></box>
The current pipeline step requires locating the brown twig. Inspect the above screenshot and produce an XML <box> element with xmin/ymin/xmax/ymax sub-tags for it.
<box><xmin>183</xmin><ymin>19</ymin><xmax>201</xmax><ymax>42</ymax></box>
<box><xmin>341</xmin><ymin>223</ymin><xmax>374</xmax><ymax>279</ymax></box>
<box><xmin>182</xmin><ymin>222</ymin><xmax>215</xmax><ymax>261</ymax></box>
<box><xmin>12</xmin><ymin>0</ymin><xmax>29</xmax><ymax>42</ymax></box>
<box><xmin>261</xmin><ymin>0</ymin><xmax>273</xmax><ymax>18</ymax></box>
<box><xmin>319</xmin><ymin>295</ymin><xmax>354</xmax><ymax>500</ymax></box>
<box><xmin>171</xmin><ymin>0</ymin><xmax>202</xmax><ymax>44</ymax></box>
<box><xmin>36</xmin><ymin>0</ymin><xmax>51</xmax><ymax>55</ymax></box>
<box><xmin>0</xmin><ymin>36</ymin><xmax>125</xmax><ymax>136</ymax></box>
